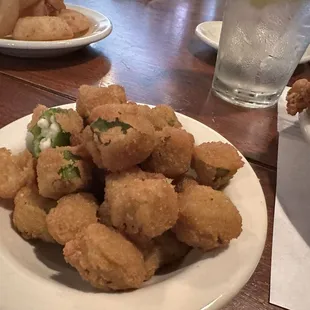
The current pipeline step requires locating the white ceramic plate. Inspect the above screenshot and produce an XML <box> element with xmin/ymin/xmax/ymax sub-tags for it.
<box><xmin>0</xmin><ymin>5</ymin><xmax>112</xmax><ymax>58</ymax></box>
<box><xmin>195</xmin><ymin>21</ymin><xmax>310</xmax><ymax>65</ymax></box>
<box><xmin>0</xmin><ymin>104</ymin><xmax>267</xmax><ymax>310</ymax></box>
<box><xmin>299</xmin><ymin>109</ymin><xmax>310</xmax><ymax>144</ymax></box>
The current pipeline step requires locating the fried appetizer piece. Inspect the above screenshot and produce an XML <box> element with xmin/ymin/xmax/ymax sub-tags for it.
<box><xmin>45</xmin><ymin>0</ymin><xmax>65</xmax><ymax>15</ymax></box>
<box><xmin>20</xmin><ymin>0</ymin><xmax>48</xmax><ymax>17</ymax></box>
<box><xmin>76</xmin><ymin>84</ymin><xmax>127</xmax><ymax>119</ymax></box>
<box><xmin>138</xmin><ymin>104</ymin><xmax>182</xmax><ymax>131</ymax></box>
<box><xmin>174</xmin><ymin>184</ymin><xmax>242</xmax><ymax>251</ymax></box>
<box><xmin>286</xmin><ymin>79</ymin><xmax>310</xmax><ymax>115</ymax></box>
<box><xmin>0</xmin><ymin>0</ymin><xmax>19</xmax><ymax>38</ymax></box>
<box><xmin>27</xmin><ymin>105</ymin><xmax>83</xmax><ymax>157</ymax></box>
<box><xmin>46</xmin><ymin>193</ymin><xmax>98</xmax><ymax>245</ymax></box>
<box><xmin>57</xmin><ymin>9</ymin><xmax>90</xmax><ymax>36</ymax></box>
<box><xmin>174</xmin><ymin>175</ymin><xmax>198</xmax><ymax>193</ymax></box>
<box><xmin>142</xmin><ymin>127</ymin><xmax>194</xmax><ymax>178</ymax></box>
<box><xmin>142</xmin><ymin>230</ymin><xmax>190</xmax><ymax>279</ymax></box>
<box><xmin>101</xmin><ymin>171</ymin><xmax>178</xmax><ymax>238</ymax></box>
<box><xmin>63</xmin><ymin>223</ymin><xmax>146</xmax><ymax>291</ymax></box>
<box><xmin>0</xmin><ymin>148</ymin><xmax>35</xmax><ymax>199</ymax></box>
<box><xmin>19</xmin><ymin>0</ymin><xmax>41</xmax><ymax>11</ymax></box>
<box><xmin>192</xmin><ymin>142</ymin><xmax>244</xmax><ymax>189</ymax></box>
<box><xmin>83</xmin><ymin>112</ymin><xmax>155</xmax><ymax>171</ymax></box>
<box><xmin>37</xmin><ymin>146</ymin><xmax>92</xmax><ymax>199</ymax></box>
<box><xmin>13</xmin><ymin>185</ymin><xmax>55</xmax><ymax>242</ymax></box>
<box><xmin>13</xmin><ymin>16</ymin><xmax>73</xmax><ymax>41</ymax></box>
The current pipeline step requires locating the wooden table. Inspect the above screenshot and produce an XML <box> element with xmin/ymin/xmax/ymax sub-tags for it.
<box><xmin>0</xmin><ymin>0</ymin><xmax>309</xmax><ymax>309</ymax></box>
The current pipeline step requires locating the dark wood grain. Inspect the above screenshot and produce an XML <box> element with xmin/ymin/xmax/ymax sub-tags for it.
<box><xmin>1</xmin><ymin>0</ymin><xmax>309</xmax><ymax>167</ymax></box>
<box><xmin>0</xmin><ymin>75</ymin><xmax>281</xmax><ymax>309</ymax></box>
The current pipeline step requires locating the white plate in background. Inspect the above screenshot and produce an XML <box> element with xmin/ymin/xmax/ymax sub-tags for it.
<box><xmin>195</xmin><ymin>21</ymin><xmax>310</xmax><ymax>65</ymax></box>
<box><xmin>0</xmin><ymin>104</ymin><xmax>267</xmax><ymax>310</ymax></box>
<box><xmin>299</xmin><ymin>109</ymin><xmax>310</xmax><ymax>144</ymax></box>
<box><xmin>0</xmin><ymin>5</ymin><xmax>112</xmax><ymax>58</ymax></box>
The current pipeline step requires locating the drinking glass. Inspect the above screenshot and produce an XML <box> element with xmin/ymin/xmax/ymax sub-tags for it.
<box><xmin>212</xmin><ymin>0</ymin><xmax>310</xmax><ymax>108</ymax></box>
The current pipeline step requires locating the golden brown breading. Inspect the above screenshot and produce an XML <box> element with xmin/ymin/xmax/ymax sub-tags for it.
<box><xmin>174</xmin><ymin>184</ymin><xmax>242</xmax><ymax>251</ymax></box>
<box><xmin>63</xmin><ymin>223</ymin><xmax>146</xmax><ymax>291</ymax></box>
<box><xmin>0</xmin><ymin>0</ymin><xmax>19</xmax><ymax>38</ymax></box>
<box><xmin>101</xmin><ymin>170</ymin><xmax>178</xmax><ymax>239</ymax></box>
<box><xmin>46</xmin><ymin>192</ymin><xmax>98</xmax><ymax>245</ymax></box>
<box><xmin>36</xmin><ymin>146</ymin><xmax>92</xmax><ymax>199</ymax></box>
<box><xmin>83</xmin><ymin>113</ymin><xmax>155</xmax><ymax>172</ymax></box>
<box><xmin>286</xmin><ymin>79</ymin><xmax>310</xmax><ymax>115</ymax></box>
<box><xmin>13</xmin><ymin>186</ymin><xmax>56</xmax><ymax>242</ymax></box>
<box><xmin>54</xmin><ymin>109</ymin><xmax>84</xmax><ymax>137</ymax></box>
<box><xmin>27</xmin><ymin>104</ymin><xmax>47</xmax><ymax>130</ymax></box>
<box><xmin>173</xmin><ymin>175</ymin><xmax>198</xmax><ymax>193</ymax></box>
<box><xmin>76</xmin><ymin>85</ymin><xmax>127</xmax><ymax>119</ymax></box>
<box><xmin>0</xmin><ymin>148</ymin><xmax>35</xmax><ymax>199</ymax></box>
<box><xmin>138</xmin><ymin>104</ymin><xmax>182</xmax><ymax>131</ymax></box>
<box><xmin>142</xmin><ymin>127</ymin><xmax>194</xmax><ymax>178</ymax></box>
<box><xmin>192</xmin><ymin>142</ymin><xmax>244</xmax><ymax>189</ymax></box>
<box><xmin>13</xmin><ymin>16</ymin><xmax>73</xmax><ymax>41</ymax></box>
<box><xmin>19</xmin><ymin>0</ymin><xmax>40</xmax><ymax>11</ymax></box>
<box><xmin>57</xmin><ymin>9</ymin><xmax>90</xmax><ymax>36</ymax></box>
<box><xmin>141</xmin><ymin>230</ymin><xmax>190</xmax><ymax>279</ymax></box>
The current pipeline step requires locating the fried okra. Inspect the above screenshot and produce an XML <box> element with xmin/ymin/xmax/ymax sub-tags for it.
<box><xmin>141</xmin><ymin>230</ymin><xmax>190</xmax><ymax>280</ymax></box>
<box><xmin>138</xmin><ymin>104</ymin><xmax>182</xmax><ymax>131</ymax></box>
<box><xmin>142</xmin><ymin>127</ymin><xmax>194</xmax><ymax>178</ymax></box>
<box><xmin>101</xmin><ymin>170</ymin><xmax>179</xmax><ymax>239</ymax></box>
<box><xmin>13</xmin><ymin>186</ymin><xmax>56</xmax><ymax>242</ymax></box>
<box><xmin>36</xmin><ymin>146</ymin><xmax>92</xmax><ymax>199</ymax></box>
<box><xmin>27</xmin><ymin>105</ymin><xmax>83</xmax><ymax>157</ymax></box>
<box><xmin>63</xmin><ymin>223</ymin><xmax>146</xmax><ymax>291</ymax></box>
<box><xmin>174</xmin><ymin>184</ymin><xmax>242</xmax><ymax>251</ymax></box>
<box><xmin>83</xmin><ymin>108</ymin><xmax>155</xmax><ymax>171</ymax></box>
<box><xmin>76</xmin><ymin>84</ymin><xmax>127</xmax><ymax>119</ymax></box>
<box><xmin>191</xmin><ymin>142</ymin><xmax>244</xmax><ymax>189</ymax></box>
<box><xmin>0</xmin><ymin>148</ymin><xmax>35</xmax><ymax>199</ymax></box>
<box><xmin>46</xmin><ymin>193</ymin><xmax>98</xmax><ymax>245</ymax></box>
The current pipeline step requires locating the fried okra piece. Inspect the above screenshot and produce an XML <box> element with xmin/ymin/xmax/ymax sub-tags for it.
<box><xmin>141</xmin><ymin>230</ymin><xmax>190</xmax><ymax>280</ymax></box>
<box><xmin>0</xmin><ymin>148</ymin><xmax>35</xmax><ymax>199</ymax></box>
<box><xmin>174</xmin><ymin>184</ymin><xmax>242</xmax><ymax>251</ymax></box>
<box><xmin>191</xmin><ymin>142</ymin><xmax>244</xmax><ymax>189</ymax></box>
<box><xmin>76</xmin><ymin>84</ymin><xmax>127</xmax><ymax>120</ymax></box>
<box><xmin>101</xmin><ymin>171</ymin><xmax>179</xmax><ymax>239</ymax></box>
<box><xmin>173</xmin><ymin>175</ymin><xmax>198</xmax><ymax>193</ymax></box>
<box><xmin>27</xmin><ymin>105</ymin><xmax>83</xmax><ymax>157</ymax></box>
<box><xmin>37</xmin><ymin>146</ymin><xmax>92</xmax><ymax>199</ymax></box>
<box><xmin>46</xmin><ymin>193</ymin><xmax>98</xmax><ymax>245</ymax></box>
<box><xmin>286</xmin><ymin>79</ymin><xmax>310</xmax><ymax>115</ymax></box>
<box><xmin>63</xmin><ymin>223</ymin><xmax>146</xmax><ymax>291</ymax></box>
<box><xmin>138</xmin><ymin>104</ymin><xmax>182</xmax><ymax>131</ymax></box>
<box><xmin>142</xmin><ymin>127</ymin><xmax>195</xmax><ymax>178</ymax></box>
<box><xmin>13</xmin><ymin>186</ymin><xmax>56</xmax><ymax>242</ymax></box>
<box><xmin>83</xmin><ymin>109</ymin><xmax>155</xmax><ymax>171</ymax></box>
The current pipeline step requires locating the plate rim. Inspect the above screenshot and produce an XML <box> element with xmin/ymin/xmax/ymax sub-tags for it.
<box><xmin>0</xmin><ymin>103</ymin><xmax>268</xmax><ymax>310</ymax></box>
<box><xmin>0</xmin><ymin>4</ymin><xmax>112</xmax><ymax>50</ymax></box>
<box><xmin>195</xmin><ymin>20</ymin><xmax>310</xmax><ymax>64</ymax></box>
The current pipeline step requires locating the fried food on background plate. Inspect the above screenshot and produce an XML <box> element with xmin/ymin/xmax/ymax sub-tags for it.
<box><xmin>0</xmin><ymin>0</ymin><xmax>19</xmax><ymax>38</ymax></box>
<box><xmin>286</xmin><ymin>79</ymin><xmax>310</xmax><ymax>115</ymax></box>
<box><xmin>191</xmin><ymin>142</ymin><xmax>244</xmax><ymax>189</ymax></box>
<box><xmin>174</xmin><ymin>184</ymin><xmax>242</xmax><ymax>251</ymax></box>
<box><xmin>57</xmin><ymin>9</ymin><xmax>90</xmax><ymax>36</ymax></box>
<box><xmin>63</xmin><ymin>223</ymin><xmax>146</xmax><ymax>291</ymax></box>
<box><xmin>0</xmin><ymin>148</ymin><xmax>35</xmax><ymax>199</ymax></box>
<box><xmin>19</xmin><ymin>0</ymin><xmax>41</xmax><ymax>11</ymax></box>
<box><xmin>101</xmin><ymin>170</ymin><xmax>179</xmax><ymax>239</ymax></box>
<box><xmin>46</xmin><ymin>193</ymin><xmax>98</xmax><ymax>245</ymax></box>
<box><xmin>76</xmin><ymin>85</ymin><xmax>127</xmax><ymax>120</ymax></box>
<box><xmin>36</xmin><ymin>146</ymin><xmax>93</xmax><ymax>199</ymax></box>
<box><xmin>19</xmin><ymin>0</ymin><xmax>48</xmax><ymax>17</ymax></box>
<box><xmin>173</xmin><ymin>175</ymin><xmax>199</xmax><ymax>193</ymax></box>
<box><xmin>142</xmin><ymin>127</ymin><xmax>195</xmax><ymax>178</ymax></box>
<box><xmin>83</xmin><ymin>111</ymin><xmax>155</xmax><ymax>171</ymax></box>
<box><xmin>45</xmin><ymin>0</ymin><xmax>65</xmax><ymax>15</ymax></box>
<box><xmin>13</xmin><ymin>185</ymin><xmax>56</xmax><ymax>242</ymax></box>
<box><xmin>13</xmin><ymin>16</ymin><xmax>73</xmax><ymax>41</ymax></box>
